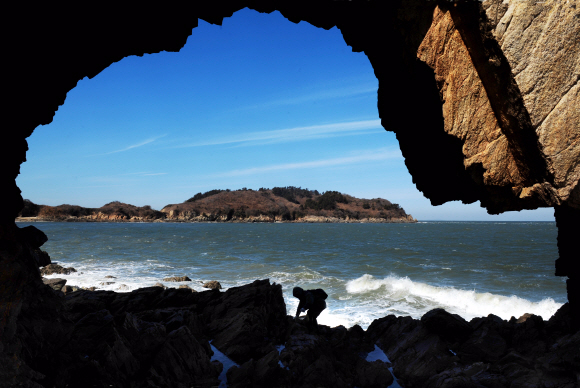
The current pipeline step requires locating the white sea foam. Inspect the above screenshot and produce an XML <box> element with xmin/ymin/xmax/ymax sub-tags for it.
<box><xmin>345</xmin><ymin>274</ymin><xmax>562</xmax><ymax>321</ymax></box>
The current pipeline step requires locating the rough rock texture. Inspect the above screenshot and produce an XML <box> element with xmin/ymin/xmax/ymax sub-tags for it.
<box><xmin>40</xmin><ymin>263</ymin><xmax>77</xmax><ymax>276</ymax></box>
<box><xmin>203</xmin><ymin>281</ymin><xmax>222</xmax><ymax>290</ymax></box>
<box><xmin>163</xmin><ymin>276</ymin><xmax>192</xmax><ymax>282</ymax></box>
<box><xmin>42</xmin><ymin>278</ymin><xmax>67</xmax><ymax>292</ymax></box>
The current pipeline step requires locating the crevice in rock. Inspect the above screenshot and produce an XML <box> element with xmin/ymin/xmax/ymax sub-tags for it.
<box><xmin>446</xmin><ymin>1</ymin><xmax>552</xmax><ymax>188</ymax></box>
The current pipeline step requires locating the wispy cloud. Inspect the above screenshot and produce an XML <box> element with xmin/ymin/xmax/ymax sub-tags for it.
<box><xmin>91</xmin><ymin>135</ymin><xmax>167</xmax><ymax>156</ymax></box>
<box><xmin>176</xmin><ymin>119</ymin><xmax>383</xmax><ymax>148</ymax></box>
<box><xmin>215</xmin><ymin>148</ymin><xmax>402</xmax><ymax>177</ymax></box>
<box><xmin>118</xmin><ymin>171</ymin><xmax>168</xmax><ymax>176</ymax></box>
<box><xmin>241</xmin><ymin>84</ymin><xmax>377</xmax><ymax>110</ymax></box>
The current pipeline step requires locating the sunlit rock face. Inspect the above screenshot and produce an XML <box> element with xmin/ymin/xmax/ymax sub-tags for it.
<box><xmin>487</xmin><ymin>0</ymin><xmax>580</xmax><ymax>209</ymax></box>
<box><xmin>399</xmin><ymin>0</ymin><xmax>579</xmax><ymax>214</ymax></box>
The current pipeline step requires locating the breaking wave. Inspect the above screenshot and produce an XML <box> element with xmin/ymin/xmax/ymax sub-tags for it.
<box><xmin>345</xmin><ymin>274</ymin><xmax>562</xmax><ymax>321</ymax></box>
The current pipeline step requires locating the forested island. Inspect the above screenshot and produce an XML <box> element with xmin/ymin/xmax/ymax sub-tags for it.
<box><xmin>17</xmin><ymin>186</ymin><xmax>416</xmax><ymax>223</ymax></box>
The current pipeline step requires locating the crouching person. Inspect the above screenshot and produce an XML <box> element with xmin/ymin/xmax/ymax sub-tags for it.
<box><xmin>293</xmin><ymin>287</ymin><xmax>328</xmax><ymax>331</ymax></box>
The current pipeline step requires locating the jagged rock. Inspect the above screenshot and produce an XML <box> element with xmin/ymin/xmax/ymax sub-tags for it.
<box><xmin>40</xmin><ymin>263</ymin><xmax>77</xmax><ymax>275</ymax></box>
<box><xmin>163</xmin><ymin>276</ymin><xmax>191</xmax><ymax>282</ymax></box>
<box><xmin>202</xmin><ymin>280</ymin><xmax>222</xmax><ymax>290</ymax></box>
<box><xmin>457</xmin><ymin>314</ymin><xmax>510</xmax><ymax>363</ymax></box>
<box><xmin>43</xmin><ymin>278</ymin><xmax>66</xmax><ymax>292</ymax></box>
<box><xmin>366</xmin><ymin>314</ymin><xmax>457</xmax><ymax>387</ymax></box>
<box><xmin>153</xmin><ymin>282</ymin><xmax>167</xmax><ymax>289</ymax></box>
<box><xmin>354</xmin><ymin>359</ymin><xmax>393</xmax><ymax>388</ymax></box>
<box><xmin>227</xmin><ymin>349</ymin><xmax>291</xmax><ymax>387</ymax></box>
<box><xmin>421</xmin><ymin>308</ymin><xmax>474</xmax><ymax>343</ymax></box>
<box><xmin>32</xmin><ymin>249</ymin><xmax>51</xmax><ymax>267</ymax></box>
<box><xmin>18</xmin><ymin>225</ymin><xmax>48</xmax><ymax>248</ymax></box>
<box><xmin>511</xmin><ymin>313</ymin><xmax>548</xmax><ymax>358</ymax></box>
<box><xmin>104</xmin><ymin>275</ymin><xmax>116</xmax><ymax>279</ymax></box>
<box><xmin>205</xmin><ymin>280</ymin><xmax>287</xmax><ymax>363</ymax></box>
<box><xmin>515</xmin><ymin>312</ymin><xmax>533</xmax><ymax>323</ymax></box>
<box><xmin>61</xmin><ymin>285</ymin><xmax>80</xmax><ymax>294</ymax></box>
<box><xmin>81</xmin><ymin>286</ymin><xmax>98</xmax><ymax>291</ymax></box>
<box><xmin>178</xmin><ymin>284</ymin><xmax>196</xmax><ymax>292</ymax></box>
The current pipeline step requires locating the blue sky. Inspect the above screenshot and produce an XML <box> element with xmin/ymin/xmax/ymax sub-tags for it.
<box><xmin>18</xmin><ymin>8</ymin><xmax>555</xmax><ymax>221</ymax></box>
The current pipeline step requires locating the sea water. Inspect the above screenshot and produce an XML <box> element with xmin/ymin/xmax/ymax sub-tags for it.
<box><xmin>21</xmin><ymin>221</ymin><xmax>566</xmax><ymax>329</ymax></box>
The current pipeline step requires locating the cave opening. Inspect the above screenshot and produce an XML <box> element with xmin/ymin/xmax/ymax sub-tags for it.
<box><xmin>3</xmin><ymin>2</ymin><xmax>579</xmax><ymax>385</ymax></box>
<box><xmin>15</xmin><ymin>7</ymin><xmax>566</xmax><ymax>324</ymax></box>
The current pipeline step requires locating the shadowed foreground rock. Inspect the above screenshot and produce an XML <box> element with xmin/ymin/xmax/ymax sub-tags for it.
<box><xmin>3</xmin><ymin>277</ymin><xmax>578</xmax><ymax>387</ymax></box>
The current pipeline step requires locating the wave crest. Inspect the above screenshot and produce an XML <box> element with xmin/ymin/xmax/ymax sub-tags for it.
<box><xmin>346</xmin><ymin>274</ymin><xmax>562</xmax><ymax>321</ymax></box>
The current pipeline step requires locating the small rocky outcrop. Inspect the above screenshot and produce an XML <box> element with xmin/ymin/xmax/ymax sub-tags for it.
<box><xmin>163</xmin><ymin>276</ymin><xmax>191</xmax><ymax>282</ymax></box>
<box><xmin>42</xmin><ymin>278</ymin><xmax>67</xmax><ymax>292</ymax></box>
<box><xmin>61</xmin><ymin>285</ymin><xmax>80</xmax><ymax>294</ymax></box>
<box><xmin>203</xmin><ymin>280</ymin><xmax>222</xmax><ymax>290</ymax></box>
<box><xmin>40</xmin><ymin>263</ymin><xmax>77</xmax><ymax>276</ymax></box>
<box><xmin>178</xmin><ymin>285</ymin><xmax>196</xmax><ymax>292</ymax></box>
<box><xmin>104</xmin><ymin>275</ymin><xmax>116</xmax><ymax>279</ymax></box>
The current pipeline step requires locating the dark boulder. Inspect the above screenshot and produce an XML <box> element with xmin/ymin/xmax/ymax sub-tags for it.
<box><xmin>354</xmin><ymin>359</ymin><xmax>393</xmax><ymax>388</ymax></box>
<box><xmin>32</xmin><ymin>249</ymin><xmax>51</xmax><ymax>267</ymax></box>
<box><xmin>421</xmin><ymin>308</ymin><xmax>473</xmax><ymax>343</ymax></box>
<box><xmin>457</xmin><ymin>314</ymin><xmax>509</xmax><ymax>363</ymax></box>
<box><xmin>18</xmin><ymin>225</ymin><xmax>47</xmax><ymax>248</ymax></box>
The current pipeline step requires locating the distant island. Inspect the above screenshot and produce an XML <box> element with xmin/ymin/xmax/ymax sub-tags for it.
<box><xmin>16</xmin><ymin>186</ymin><xmax>417</xmax><ymax>223</ymax></box>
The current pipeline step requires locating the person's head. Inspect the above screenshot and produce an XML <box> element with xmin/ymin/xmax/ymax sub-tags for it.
<box><xmin>293</xmin><ymin>287</ymin><xmax>304</xmax><ymax>298</ymax></box>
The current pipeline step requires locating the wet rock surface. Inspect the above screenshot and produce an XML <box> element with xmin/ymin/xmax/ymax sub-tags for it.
<box><xmin>40</xmin><ymin>263</ymin><xmax>77</xmax><ymax>276</ymax></box>
<box><xmin>203</xmin><ymin>280</ymin><xmax>222</xmax><ymax>290</ymax></box>
<box><xmin>163</xmin><ymin>276</ymin><xmax>191</xmax><ymax>282</ymax></box>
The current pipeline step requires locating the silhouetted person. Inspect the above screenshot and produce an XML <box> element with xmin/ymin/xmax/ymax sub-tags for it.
<box><xmin>293</xmin><ymin>287</ymin><xmax>328</xmax><ymax>330</ymax></box>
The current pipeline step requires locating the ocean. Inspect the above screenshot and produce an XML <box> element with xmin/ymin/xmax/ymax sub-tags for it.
<box><xmin>21</xmin><ymin>221</ymin><xmax>566</xmax><ymax>329</ymax></box>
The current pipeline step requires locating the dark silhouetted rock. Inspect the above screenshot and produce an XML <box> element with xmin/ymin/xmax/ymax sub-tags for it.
<box><xmin>457</xmin><ymin>314</ymin><xmax>510</xmax><ymax>363</ymax></box>
<box><xmin>40</xmin><ymin>263</ymin><xmax>77</xmax><ymax>275</ymax></box>
<box><xmin>163</xmin><ymin>276</ymin><xmax>191</xmax><ymax>282</ymax></box>
<box><xmin>203</xmin><ymin>280</ymin><xmax>222</xmax><ymax>289</ymax></box>
<box><xmin>516</xmin><ymin>312</ymin><xmax>533</xmax><ymax>323</ymax></box>
<box><xmin>354</xmin><ymin>359</ymin><xmax>393</xmax><ymax>388</ymax></box>
<box><xmin>19</xmin><ymin>225</ymin><xmax>48</xmax><ymax>248</ymax></box>
<box><xmin>32</xmin><ymin>249</ymin><xmax>51</xmax><ymax>267</ymax></box>
<box><xmin>421</xmin><ymin>308</ymin><xmax>474</xmax><ymax>343</ymax></box>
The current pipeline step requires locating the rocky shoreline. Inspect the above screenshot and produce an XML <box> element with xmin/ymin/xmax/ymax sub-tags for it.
<box><xmin>16</xmin><ymin>215</ymin><xmax>418</xmax><ymax>224</ymax></box>
<box><xmin>6</xmin><ymin>278</ymin><xmax>579</xmax><ymax>388</ymax></box>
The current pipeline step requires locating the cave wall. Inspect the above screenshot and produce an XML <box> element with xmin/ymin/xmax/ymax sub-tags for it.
<box><xmin>2</xmin><ymin>0</ymin><xmax>579</xmax><ymax>382</ymax></box>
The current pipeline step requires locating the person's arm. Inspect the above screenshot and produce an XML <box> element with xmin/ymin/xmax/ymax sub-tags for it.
<box><xmin>295</xmin><ymin>299</ymin><xmax>304</xmax><ymax>318</ymax></box>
